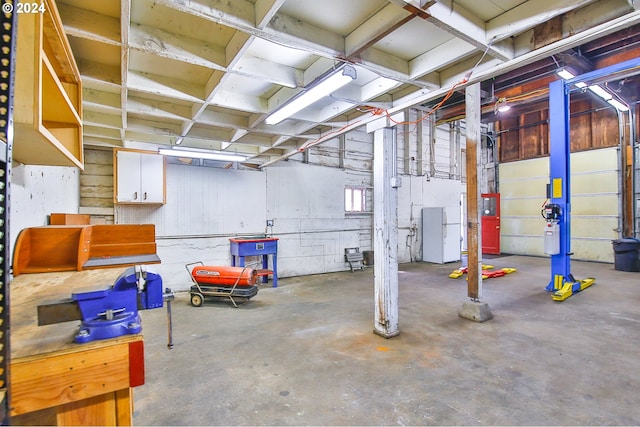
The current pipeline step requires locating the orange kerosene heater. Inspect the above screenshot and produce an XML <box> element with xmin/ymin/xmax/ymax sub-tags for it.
<box><xmin>186</xmin><ymin>263</ymin><xmax>259</xmax><ymax>307</ymax></box>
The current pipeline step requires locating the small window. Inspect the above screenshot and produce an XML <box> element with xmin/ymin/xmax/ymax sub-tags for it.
<box><xmin>345</xmin><ymin>187</ymin><xmax>365</xmax><ymax>213</ymax></box>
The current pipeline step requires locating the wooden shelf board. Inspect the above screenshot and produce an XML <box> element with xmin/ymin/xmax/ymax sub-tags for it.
<box><xmin>19</xmin><ymin>265</ymin><xmax>78</xmax><ymax>274</ymax></box>
<box><xmin>13</xmin><ymin>123</ymin><xmax>83</xmax><ymax>168</ymax></box>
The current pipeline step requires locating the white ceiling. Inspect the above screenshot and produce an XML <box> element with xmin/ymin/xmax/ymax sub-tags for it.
<box><xmin>56</xmin><ymin>0</ymin><xmax>640</xmax><ymax>167</ymax></box>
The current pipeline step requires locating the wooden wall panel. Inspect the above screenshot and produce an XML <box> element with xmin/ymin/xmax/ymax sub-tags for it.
<box><xmin>570</xmin><ymin>109</ymin><xmax>594</xmax><ymax>151</ymax></box>
<box><xmin>590</xmin><ymin>107</ymin><xmax>618</xmax><ymax>148</ymax></box>
<box><xmin>499</xmin><ymin>97</ymin><xmax>619</xmax><ymax>163</ymax></box>
<box><xmin>521</xmin><ymin>112</ymin><xmax>544</xmax><ymax>158</ymax></box>
<box><xmin>498</xmin><ymin>117</ymin><xmax>520</xmax><ymax>162</ymax></box>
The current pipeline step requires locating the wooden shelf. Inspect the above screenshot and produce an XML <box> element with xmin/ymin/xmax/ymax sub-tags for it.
<box><xmin>14</xmin><ymin>0</ymin><xmax>83</xmax><ymax>169</ymax></box>
<box><xmin>12</xmin><ymin>224</ymin><xmax>160</xmax><ymax>276</ymax></box>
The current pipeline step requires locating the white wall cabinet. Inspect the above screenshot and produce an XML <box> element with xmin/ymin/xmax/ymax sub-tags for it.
<box><xmin>115</xmin><ymin>149</ymin><xmax>166</xmax><ymax>204</ymax></box>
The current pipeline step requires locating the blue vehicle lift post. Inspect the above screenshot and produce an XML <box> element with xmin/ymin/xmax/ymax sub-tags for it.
<box><xmin>545</xmin><ymin>79</ymin><xmax>595</xmax><ymax>301</ymax></box>
<box><xmin>545</xmin><ymin>56</ymin><xmax>640</xmax><ymax>300</ymax></box>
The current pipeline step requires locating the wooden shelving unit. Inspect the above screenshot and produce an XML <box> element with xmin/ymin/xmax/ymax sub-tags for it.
<box><xmin>13</xmin><ymin>0</ymin><xmax>83</xmax><ymax>169</ymax></box>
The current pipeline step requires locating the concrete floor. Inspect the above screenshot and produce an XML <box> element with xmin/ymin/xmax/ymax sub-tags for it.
<box><xmin>134</xmin><ymin>255</ymin><xmax>640</xmax><ymax>426</ymax></box>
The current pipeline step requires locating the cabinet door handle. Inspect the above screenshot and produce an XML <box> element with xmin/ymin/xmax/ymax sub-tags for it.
<box><xmin>134</xmin><ymin>191</ymin><xmax>138</xmax><ymax>200</ymax></box>
<box><xmin>144</xmin><ymin>192</ymin><xmax>147</xmax><ymax>200</ymax></box>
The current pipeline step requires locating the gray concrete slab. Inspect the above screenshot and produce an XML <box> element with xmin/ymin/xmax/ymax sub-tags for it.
<box><xmin>134</xmin><ymin>255</ymin><xmax>640</xmax><ymax>425</ymax></box>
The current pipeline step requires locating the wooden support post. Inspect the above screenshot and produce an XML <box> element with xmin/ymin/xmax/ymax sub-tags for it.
<box><xmin>373</xmin><ymin>127</ymin><xmax>400</xmax><ymax>338</ymax></box>
<box><xmin>465</xmin><ymin>83</ymin><xmax>482</xmax><ymax>300</ymax></box>
<box><xmin>459</xmin><ymin>83</ymin><xmax>493</xmax><ymax>321</ymax></box>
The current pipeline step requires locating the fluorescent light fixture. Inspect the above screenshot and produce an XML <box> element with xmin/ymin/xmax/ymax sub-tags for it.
<box><xmin>607</xmin><ymin>99</ymin><xmax>629</xmax><ymax>111</ymax></box>
<box><xmin>159</xmin><ymin>147</ymin><xmax>247</xmax><ymax>162</ymax></box>
<box><xmin>556</xmin><ymin>68</ymin><xmax>587</xmax><ymax>88</ymax></box>
<box><xmin>556</xmin><ymin>68</ymin><xmax>576</xmax><ymax>80</ymax></box>
<box><xmin>265</xmin><ymin>64</ymin><xmax>357</xmax><ymax>125</ymax></box>
<box><xmin>588</xmin><ymin>84</ymin><xmax>612</xmax><ymax>101</ymax></box>
<box><xmin>556</xmin><ymin>67</ymin><xmax>629</xmax><ymax>112</ymax></box>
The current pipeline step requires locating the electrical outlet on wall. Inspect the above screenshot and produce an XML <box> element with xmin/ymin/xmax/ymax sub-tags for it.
<box><xmin>266</xmin><ymin>219</ymin><xmax>274</xmax><ymax>227</ymax></box>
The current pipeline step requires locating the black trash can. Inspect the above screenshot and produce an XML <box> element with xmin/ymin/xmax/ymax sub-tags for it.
<box><xmin>612</xmin><ymin>238</ymin><xmax>640</xmax><ymax>272</ymax></box>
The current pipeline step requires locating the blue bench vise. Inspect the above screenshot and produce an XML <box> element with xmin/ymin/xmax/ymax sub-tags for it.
<box><xmin>38</xmin><ymin>265</ymin><xmax>174</xmax><ymax>346</ymax></box>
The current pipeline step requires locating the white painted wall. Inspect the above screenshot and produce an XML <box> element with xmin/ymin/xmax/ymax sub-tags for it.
<box><xmin>113</xmin><ymin>115</ymin><xmax>470</xmax><ymax>289</ymax></box>
<box><xmin>266</xmin><ymin>162</ymin><xmax>364</xmax><ymax>276</ymax></box>
<box><xmin>9</xmin><ymin>164</ymin><xmax>80</xmax><ymax>264</ymax></box>
<box><xmin>118</xmin><ymin>161</ymin><xmax>366</xmax><ymax>289</ymax></box>
<box><xmin>398</xmin><ymin>176</ymin><xmax>465</xmax><ymax>263</ymax></box>
<box><xmin>9</xmin><ymin>112</ymin><xmax>472</xmax><ymax>289</ymax></box>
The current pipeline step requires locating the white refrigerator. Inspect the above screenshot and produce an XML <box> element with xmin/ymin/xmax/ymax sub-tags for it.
<box><xmin>422</xmin><ymin>207</ymin><xmax>461</xmax><ymax>264</ymax></box>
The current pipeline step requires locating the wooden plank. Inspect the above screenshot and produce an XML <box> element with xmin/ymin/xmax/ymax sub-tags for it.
<box><xmin>90</xmin><ymin>224</ymin><xmax>156</xmax><ymax>244</ymax></box>
<box><xmin>77</xmin><ymin>225</ymin><xmax>93</xmax><ymax>270</ymax></box>
<box><xmin>533</xmin><ymin>15</ymin><xmax>563</xmax><ymax>49</ymax></box>
<box><xmin>10</xmin><ymin>406</ymin><xmax>57</xmax><ymax>426</ymax></box>
<box><xmin>89</xmin><ymin>242</ymin><xmax>157</xmax><ymax>258</ymax></box>
<box><xmin>115</xmin><ymin>389</ymin><xmax>133</xmax><ymax>426</ymax></box>
<box><xmin>50</xmin><ymin>213</ymin><xmax>90</xmax><ymax>225</ymax></box>
<box><xmin>56</xmin><ymin>393</ymin><xmax>116</xmax><ymax>426</ymax></box>
<box><xmin>10</xmin><ymin>342</ymin><xmax>131</xmax><ymax>415</ymax></box>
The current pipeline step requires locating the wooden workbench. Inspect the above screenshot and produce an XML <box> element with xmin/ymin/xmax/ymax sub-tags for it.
<box><xmin>9</xmin><ymin>268</ymin><xmax>145</xmax><ymax>426</ymax></box>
